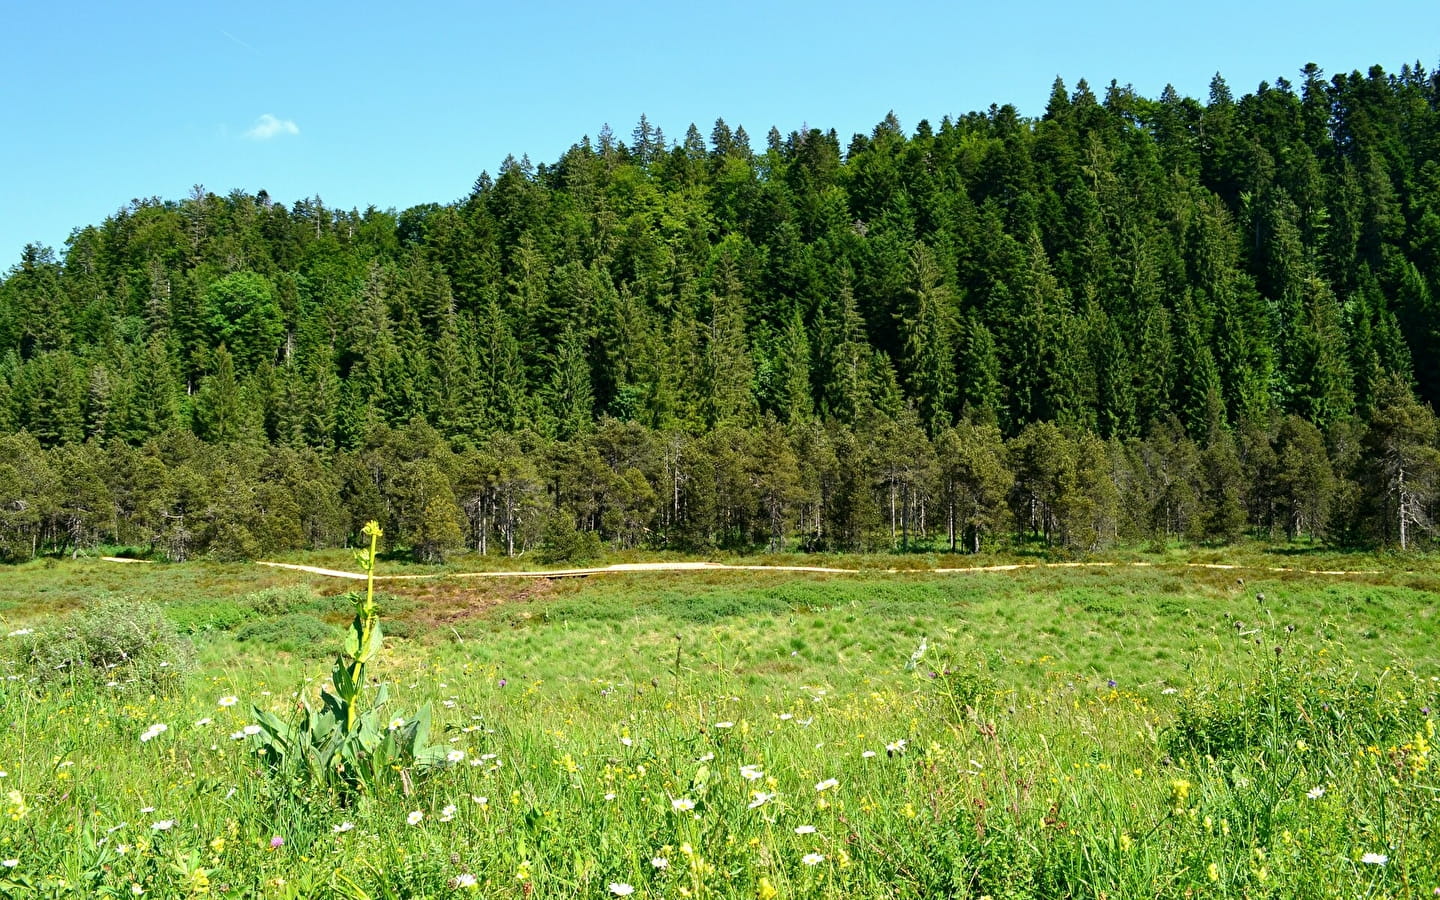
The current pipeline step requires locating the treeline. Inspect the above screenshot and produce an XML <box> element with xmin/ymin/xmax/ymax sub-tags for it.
<box><xmin>3</xmin><ymin>59</ymin><xmax>1440</xmax><ymax>557</ymax></box>
<box><xmin>1</xmin><ymin>390</ymin><xmax>1435</xmax><ymax>562</ymax></box>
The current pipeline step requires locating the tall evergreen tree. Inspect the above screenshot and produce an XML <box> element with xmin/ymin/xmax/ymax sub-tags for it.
<box><xmin>898</xmin><ymin>242</ymin><xmax>959</xmax><ymax>434</ymax></box>
<box><xmin>1363</xmin><ymin>376</ymin><xmax>1440</xmax><ymax>548</ymax></box>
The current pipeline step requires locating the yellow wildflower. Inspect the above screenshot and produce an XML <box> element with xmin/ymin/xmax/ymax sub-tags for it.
<box><xmin>5</xmin><ymin>790</ymin><xmax>24</xmax><ymax>822</ymax></box>
<box><xmin>1169</xmin><ymin>779</ymin><xmax>1191</xmax><ymax>811</ymax></box>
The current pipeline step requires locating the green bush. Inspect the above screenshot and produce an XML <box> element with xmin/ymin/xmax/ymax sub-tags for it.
<box><xmin>165</xmin><ymin>586</ymin><xmax>321</xmax><ymax>634</ymax></box>
<box><xmin>9</xmin><ymin>598</ymin><xmax>194</xmax><ymax>694</ymax></box>
<box><xmin>243</xmin><ymin>585</ymin><xmax>318</xmax><ymax>616</ymax></box>
<box><xmin>234</xmin><ymin>613</ymin><xmax>336</xmax><ymax>656</ymax></box>
<box><xmin>539</xmin><ymin>512</ymin><xmax>602</xmax><ymax>564</ymax></box>
<box><xmin>207</xmin><ymin>523</ymin><xmax>262</xmax><ymax>561</ymax></box>
<box><xmin>318</xmin><ymin>590</ymin><xmax>415</xmax><ymax>618</ymax></box>
<box><xmin>166</xmin><ymin>599</ymin><xmax>259</xmax><ymax>634</ymax></box>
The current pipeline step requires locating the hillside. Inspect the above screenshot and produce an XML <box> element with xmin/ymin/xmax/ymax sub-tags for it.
<box><xmin>2</xmin><ymin>60</ymin><xmax>1440</xmax><ymax>559</ymax></box>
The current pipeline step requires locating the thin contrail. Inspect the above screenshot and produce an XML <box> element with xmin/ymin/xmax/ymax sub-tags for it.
<box><xmin>221</xmin><ymin>30</ymin><xmax>256</xmax><ymax>52</ymax></box>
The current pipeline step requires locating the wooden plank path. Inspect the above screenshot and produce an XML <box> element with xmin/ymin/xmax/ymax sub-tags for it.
<box><xmin>250</xmin><ymin>559</ymin><xmax>1384</xmax><ymax>580</ymax></box>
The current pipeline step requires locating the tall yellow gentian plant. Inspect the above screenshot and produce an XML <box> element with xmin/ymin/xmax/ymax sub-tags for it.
<box><xmin>249</xmin><ymin>520</ymin><xmax>447</xmax><ymax>804</ymax></box>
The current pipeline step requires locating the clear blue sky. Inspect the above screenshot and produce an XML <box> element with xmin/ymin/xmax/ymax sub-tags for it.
<box><xmin>3</xmin><ymin>0</ymin><xmax>1438</xmax><ymax>268</ymax></box>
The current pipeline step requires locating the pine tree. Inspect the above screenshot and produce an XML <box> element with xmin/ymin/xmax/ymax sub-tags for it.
<box><xmin>1171</xmin><ymin>292</ymin><xmax>1226</xmax><ymax>439</ymax></box>
<box><xmin>898</xmin><ymin>242</ymin><xmax>959</xmax><ymax>434</ymax></box>
<box><xmin>936</xmin><ymin>422</ymin><xmax>1013</xmax><ymax>552</ymax></box>
<box><xmin>1290</xmin><ymin>274</ymin><xmax>1354</xmax><ymax>428</ymax></box>
<box><xmin>773</xmin><ymin>306</ymin><xmax>814</xmax><ymax>424</ymax></box>
<box><xmin>957</xmin><ymin>317</ymin><xmax>1003</xmax><ymax>426</ymax></box>
<box><xmin>1273</xmin><ymin>415</ymin><xmax>1335</xmax><ymax>540</ymax></box>
<box><xmin>816</xmin><ymin>274</ymin><xmax>872</xmax><ymax>424</ymax></box>
<box><xmin>701</xmin><ymin>261</ymin><xmax>757</xmax><ymax>428</ymax></box>
<box><xmin>1363</xmin><ymin>375</ymin><xmax>1440</xmax><ymax>548</ymax></box>
<box><xmin>192</xmin><ymin>346</ymin><xmax>255</xmax><ymax>444</ymax></box>
<box><xmin>546</xmin><ymin>323</ymin><xmax>595</xmax><ymax>439</ymax></box>
<box><xmin>1089</xmin><ymin>307</ymin><xmax>1136</xmax><ymax>438</ymax></box>
<box><xmin>1198</xmin><ymin>428</ymin><xmax>1248</xmax><ymax>542</ymax></box>
<box><xmin>123</xmin><ymin>337</ymin><xmax>179</xmax><ymax>442</ymax></box>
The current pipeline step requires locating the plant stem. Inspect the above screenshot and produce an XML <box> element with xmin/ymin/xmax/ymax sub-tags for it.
<box><xmin>346</xmin><ymin>524</ymin><xmax>382</xmax><ymax>732</ymax></box>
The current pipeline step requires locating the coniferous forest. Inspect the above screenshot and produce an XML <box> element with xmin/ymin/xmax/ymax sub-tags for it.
<box><xmin>4</xmin><ymin>61</ymin><xmax>1440</xmax><ymax>562</ymax></box>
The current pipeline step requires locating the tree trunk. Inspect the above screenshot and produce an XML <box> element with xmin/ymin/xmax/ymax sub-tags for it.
<box><xmin>1398</xmin><ymin>463</ymin><xmax>1408</xmax><ymax>551</ymax></box>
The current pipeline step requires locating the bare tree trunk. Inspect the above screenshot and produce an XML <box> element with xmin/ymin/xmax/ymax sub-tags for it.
<box><xmin>889</xmin><ymin>481</ymin><xmax>897</xmax><ymax>544</ymax></box>
<box><xmin>1399</xmin><ymin>464</ymin><xmax>1408</xmax><ymax>551</ymax></box>
<box><xmin>901</xmin><ymin>485</ymin><xmax>910</xmax><ymax>550</ymax></box>
<box><xmin>947</xmin><ymin>492</ymin><xmax>955</xmax><ymax>551</ymax></box>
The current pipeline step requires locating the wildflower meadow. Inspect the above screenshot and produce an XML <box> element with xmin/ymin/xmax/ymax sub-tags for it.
<box><xmin>2</xmin><ymin>549</ymin><xmax>1439</xmax><ymax>898</ymax></box>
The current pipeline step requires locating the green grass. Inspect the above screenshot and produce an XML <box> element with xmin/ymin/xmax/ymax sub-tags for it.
<box><xmin>2</xmin><ymin>555</ymin><xmax>1440</xmax><ymax>897</ymax></box>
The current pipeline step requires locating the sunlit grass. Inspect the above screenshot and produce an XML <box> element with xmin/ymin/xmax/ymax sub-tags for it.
<box><xmin>2</xmin><ymin>558</ymin><xmax>1440</xmax><ymax>897</ymax></box>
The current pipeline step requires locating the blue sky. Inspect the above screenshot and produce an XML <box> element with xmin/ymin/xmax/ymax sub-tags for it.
<box><xmin>3</xmin><ymin>0</ymin><xmax>1438</xmax><ymax>267</ymax></box>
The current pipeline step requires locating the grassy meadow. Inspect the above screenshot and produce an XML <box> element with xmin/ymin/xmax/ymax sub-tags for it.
<box><xmin>2</xmin><ymin>549</ymin><xmax>1439</xmax><ymax>898</ymax></box>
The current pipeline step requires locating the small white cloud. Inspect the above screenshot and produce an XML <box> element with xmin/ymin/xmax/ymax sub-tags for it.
<box><xmin>245</xmin><ymin>114</ymin><xmax>299</xmax><ymax>140</ymax></box>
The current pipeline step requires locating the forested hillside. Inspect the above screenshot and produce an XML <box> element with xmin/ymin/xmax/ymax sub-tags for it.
<box><xmin>3</xmin><ymin>61</ymin><xmax>1440</xmax><ymax>561</ymax></box>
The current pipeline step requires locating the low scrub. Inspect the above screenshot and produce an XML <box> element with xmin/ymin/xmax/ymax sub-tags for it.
<box><xmin>234</xmin><ymin>613</ymin><xmax>336</xmax><ymax>656</ymax></box>
<box><xmin>6</xmin><ymin>597</ymin><xmax>193</xmax><ymax>694</ymax></box>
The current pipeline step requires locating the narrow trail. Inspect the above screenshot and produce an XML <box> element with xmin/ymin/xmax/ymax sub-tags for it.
<box><xmin>251</xmin><ymin>559</ymin><xmax>1386</xmax><ymax>581</ymax></box>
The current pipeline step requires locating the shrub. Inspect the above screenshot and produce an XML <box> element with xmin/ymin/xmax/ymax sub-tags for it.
<box><xmin>208</xmin><ymin>523</ymin><xmax>262</xmax><ymax>561</ymax></box>
<box><xmin>539</xmin><ymin>512</ymin><xmax>601</xmax><ymax>564</ymax></box>
<box><xmin>9</xmin><ymin>598</ymin><xmax>194</xmax><ymax>694</ymax></box>
<box><xmin>166</xmin><ymin>599</ymin><xmax>259</xmax><ymax>634</ymax></box>
<box><xmin>166</xmin><ymin>587</ymin><xmax>321</xmax><ymax>635</ymax></box>
<box><xmin>243</xmin><ymin>585</ymin><xmax>318</xmax><ymax>617</ymax></box>
<box><xmin>234</xmin><ymin>613</ymin><xmax>336</xmax><ymax>656</ymax></box>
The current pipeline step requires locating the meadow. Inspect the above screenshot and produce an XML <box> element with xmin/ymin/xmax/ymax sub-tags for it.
<box><xmin>1</xmin><ymin>548</ymin><xmax>1439</xmax><ymax>898</ymax></box>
